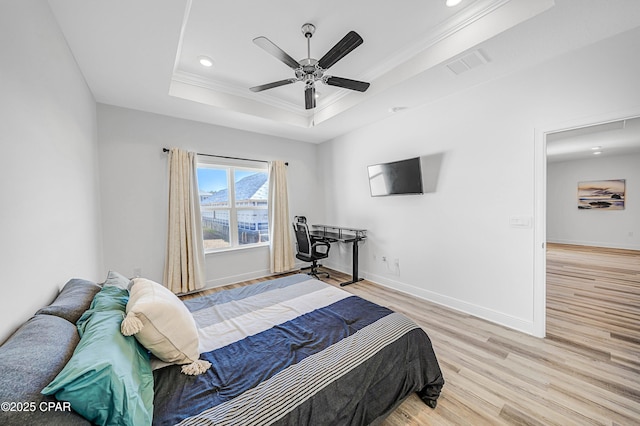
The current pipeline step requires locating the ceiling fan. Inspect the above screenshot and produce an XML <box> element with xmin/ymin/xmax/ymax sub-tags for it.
<box><xmin>250</xmin><ymin>23</ymin><xmax>370</xmax><ymax>110</ymax></box>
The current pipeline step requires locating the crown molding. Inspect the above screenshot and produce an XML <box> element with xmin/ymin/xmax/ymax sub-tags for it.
<box><xmin>169</xmin><ymin>0</ymin><xmax>555</xmax><ymax>127</ymax></box>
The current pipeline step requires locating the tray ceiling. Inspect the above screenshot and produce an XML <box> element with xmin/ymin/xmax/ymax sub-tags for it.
<box><xmin>47</xmin><ymin>0</ymin><xmax>640</xmax><ymax>144</ymax></box>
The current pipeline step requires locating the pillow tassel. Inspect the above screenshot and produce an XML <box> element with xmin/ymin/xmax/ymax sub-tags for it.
<box><xmin>120</xmin><ymin>312</ymin><xmax>144</xmax><ymax>336</ymax></box>
<box><xmin>181</xmin><ymin>359</ymin><xmax>212</xmax><ymax>376</ymax></box>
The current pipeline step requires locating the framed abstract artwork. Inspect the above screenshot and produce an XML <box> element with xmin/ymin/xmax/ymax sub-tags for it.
<box><xmin>577</xmin><ymin>179</ymin><xmax>625</xmax><ymax>210</ymax></box>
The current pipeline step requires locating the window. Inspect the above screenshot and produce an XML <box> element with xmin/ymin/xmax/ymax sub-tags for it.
<box><xmin>197</xmin><ymin>158</ymin><xmax>269</xmax><ymax>251</ymax></box>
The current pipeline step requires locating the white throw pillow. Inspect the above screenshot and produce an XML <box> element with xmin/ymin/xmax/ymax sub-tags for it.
<box><xmin>121</xmin><ymin>278</ymin><xmax>210</xmax><ymax>375</ymax></box>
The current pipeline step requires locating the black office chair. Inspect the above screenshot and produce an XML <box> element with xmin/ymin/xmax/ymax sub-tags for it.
<box><xmin>293</xmin><ymin>216</ymin><xmax>330</xmax><ymax>279</ymax></box>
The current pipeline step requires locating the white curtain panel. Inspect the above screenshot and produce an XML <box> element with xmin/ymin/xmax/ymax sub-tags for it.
<box><xmin>164</xmin><ymin>148</ymin><xmax>205</xmax><ymax>293</ymax></box>
<box><xmin>268</xmin><ymin>161</ymin><xmax>295</xmax><ymax>273</ymax></box>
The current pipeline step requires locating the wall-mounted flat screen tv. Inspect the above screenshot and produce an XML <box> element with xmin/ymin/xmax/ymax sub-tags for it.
<box><xmin>368</xmin><ymin>157</ymin><xmax>423</xmax><ymax>197</ymax></box>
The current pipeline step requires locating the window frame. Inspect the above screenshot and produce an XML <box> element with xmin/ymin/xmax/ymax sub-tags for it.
<box><xmin>197</xmin><ymin>156</ymin><xmax>269</xmax><ymax>253</ymax></box>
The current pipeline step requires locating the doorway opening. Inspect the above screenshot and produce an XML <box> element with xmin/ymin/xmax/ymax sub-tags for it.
<box><xmin>533</xmin><ymin>112</ymin><xmax>640</xmax><ymax>338</ymax></box>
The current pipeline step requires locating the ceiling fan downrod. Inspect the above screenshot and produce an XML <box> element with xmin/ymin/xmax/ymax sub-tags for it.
<box><xmin>301</xmin><ymin>23</ymin><xmax>315</xmax><ymax>59</ymax></box>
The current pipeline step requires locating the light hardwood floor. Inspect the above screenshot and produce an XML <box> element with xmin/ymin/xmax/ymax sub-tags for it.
<box><xmin>185</xmin><ymin>244</ymin><xmax>640</xmax><ymax>425</ymax></box>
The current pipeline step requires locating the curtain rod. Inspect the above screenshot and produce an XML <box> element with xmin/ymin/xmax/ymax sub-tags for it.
<box><xmin>162</xmin><ymin>148</ymin><xmax>287</xmax><ymax>166</ymax></box>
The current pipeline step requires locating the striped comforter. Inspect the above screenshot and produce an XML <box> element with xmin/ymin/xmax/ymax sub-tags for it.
<box><xmin>152</xmin><ymin>274</ymin><xmax>443</xmax><ymax>426</ymax></box>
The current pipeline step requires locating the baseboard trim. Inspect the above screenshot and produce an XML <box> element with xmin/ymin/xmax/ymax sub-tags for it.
<box><xmin>203</xmin><ymin>268</ymin><xmax>272</xmax><ymax>289</ymax></box>
<box><xmin>323</xmin><ymin>260</ymin><xmax>536</xmax><ymax>336</ymax></box>
<box><xmin>203</xmin><ymin>261</ymin><xmax>313</xmax><ymax>290</ymax></box>
<box><xmin>547</xmin><ymin>238</ymin><xmax>639</xmax><ymax>251</ymax></box>
<box><xmin>208</xmin><ymin>260</ymin><xmax>539</xmax><ymax>336</ymax></box>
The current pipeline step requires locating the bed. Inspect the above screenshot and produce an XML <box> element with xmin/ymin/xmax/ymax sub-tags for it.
<box><xmin>152</xmin><ymin>274</ymin><xmax>444</xmax><ymax>425</ymax></box>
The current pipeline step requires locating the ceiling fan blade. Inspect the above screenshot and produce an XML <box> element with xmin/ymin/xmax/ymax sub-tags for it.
<box><xmin>250</xmin><ymin>79</ymin><xmax>297</xmax><ymax>93</ymax></box>
<box><xmin>305</xmin><ymin>85</ymin><xmax>316</xmax><ymax>110</ymax></box>
<box><xmin>324</xmin><ymin>76</ymin><xmax>370</xmax><ymax>92</ymax></box>
<box><xmin>253</xmin><ymin>36</ymin><xmax>300</xmax><ymax>70</ymax></box>
<box><xmin>317</xmin><ymin>31</ymin><xmax>363</xmax><ymax>70</ymax></box>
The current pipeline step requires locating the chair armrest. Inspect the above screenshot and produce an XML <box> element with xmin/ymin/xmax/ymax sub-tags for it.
<box><xmin>311</xmin><ymin>240</ymin><xmax>331</xmax><ymax>256</ymax></box>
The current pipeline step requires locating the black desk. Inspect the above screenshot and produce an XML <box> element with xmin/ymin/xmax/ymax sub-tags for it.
<box><xmin>310</xmin><ymin>224</ymin><xmax>367</xmax><ymax>287</ymax></box>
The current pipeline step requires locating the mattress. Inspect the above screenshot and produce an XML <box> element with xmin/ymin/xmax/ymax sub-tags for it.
<box><xmin>152</xmin><ymin>274</ymin><xmax>443</xmax><ymax>425</ymax></box>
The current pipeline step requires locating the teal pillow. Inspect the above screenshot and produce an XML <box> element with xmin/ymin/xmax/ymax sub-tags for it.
<box><xmin>77</xmin><ymin>285</ymin><xmax>128</xmax><ymax>320</ymax></box>
<box><xmin>42</xmin><ymin>286</ymin><xmax>153</xmax><ymax>426</ymax></box>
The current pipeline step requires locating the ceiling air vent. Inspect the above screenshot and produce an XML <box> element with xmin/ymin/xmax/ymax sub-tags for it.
<box><xmin>446</xmin><ymin>49</ymin><xmax>489</xmax><ymax>75</ymax></box>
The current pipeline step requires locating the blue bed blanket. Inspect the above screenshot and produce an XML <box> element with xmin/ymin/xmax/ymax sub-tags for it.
<box><xmin>152</xmin><ymin>274</ymin><xmax>443</xmax><ymax>425</ymax></box>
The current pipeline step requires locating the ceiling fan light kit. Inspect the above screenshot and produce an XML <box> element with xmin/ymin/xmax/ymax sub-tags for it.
<box><xmin>250</xmin><ymin>23</ymin><xmax>370</xmax><ymax>110</ymax></box>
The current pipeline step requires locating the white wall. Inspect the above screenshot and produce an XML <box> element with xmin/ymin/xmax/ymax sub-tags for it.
<box><xmin>547</xmin><ymin>153</ymin><xmax>640</xmax><ymax>250</ymax></box>
<box><xmin>97</xmin><ymin>104</ymin><xmax>320</xmax><ymax>288</ymax></box>
<box><xmin>0</xmin><ymin>0</ymin><xmax>103</xmax><ymax>342</ymax></box>
<box><xmin>317</xmin><ymin>26</ymin><xmax>640</xmax><ymax>335</ymax></box>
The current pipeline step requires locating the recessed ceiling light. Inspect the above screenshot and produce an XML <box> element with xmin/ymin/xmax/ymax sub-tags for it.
<box><xmin>446</xmin><ymin>0</ymin><xmax>462</xmax><ymax>7</ymax></box>
<box><xmin>593</xmin><ymin>151</ymin><xmax>602</xmax><ymax>155</ymax></box>
<box><xmin>591</xmin><ymin>146</ymin><xmax>602</xmax><ymax>150</ymax></box>
<box><xmin>198</xmin><ymin>56</ymin><xmax>214</xmax><ymax>67</ymax></box>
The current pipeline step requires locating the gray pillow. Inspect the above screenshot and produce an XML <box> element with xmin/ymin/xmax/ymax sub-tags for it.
<box><xmin>35</xmin><ymin>279</ymin><xmax>101</xmax><ymax>323</ymax></box>
<box><xmin>102</xmin><ymin>270</ymin><xmax>132</xmax><ymax>290</ymax></box>
<box><xmin>0</xmin><ymin>315</ymin><xmax>90</xmax><ymax>425</ymax></box>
